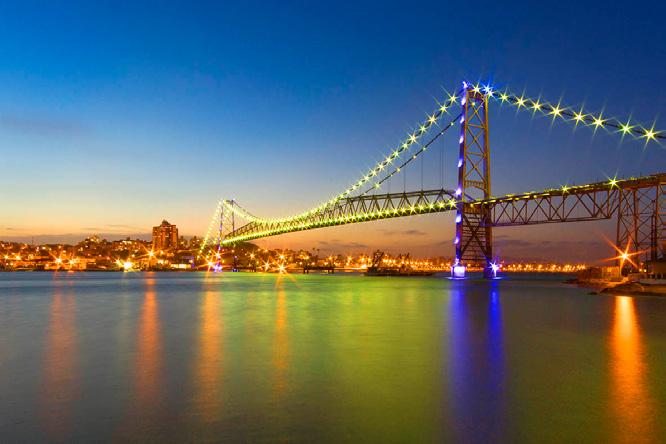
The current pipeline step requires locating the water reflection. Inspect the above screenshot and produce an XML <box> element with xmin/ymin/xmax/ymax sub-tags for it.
<box><xmin>192</xmin><ymin>291</ymin><xmax>224</xmax><ymax>422</ymax></box>
<box><xmin>117</xmin><ymin>278</ymin><xmax>164</xmax><ymax>439</ymax></box>
<box><xmin>449</xmin><ymin>281</ymin><xmax>505</xmax><ymax>441</ymax></box>
<box><xmin>40</xmin><ymin>290</ymin><xmax>79</xmax><ymax>441</ymax></box>
<box><xmin>610</xmin><ymin>296</ymin><xmax>653</xmax><ymax>442</ymax></box>
<box><xmin>272</xmin><ymin>287</ymin><xmax>289</xmax><ymax>398</ymax></box>
<box><xmin>134</xmin><ymin>279</ymin><xmax>163</xmax><ymax>409</ymax></box>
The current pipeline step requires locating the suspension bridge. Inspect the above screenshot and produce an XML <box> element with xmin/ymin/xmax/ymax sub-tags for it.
<box><xmin>201</xmin><ymin>81</ymin><xmax>665</xmax><ymax>278</ymax></box>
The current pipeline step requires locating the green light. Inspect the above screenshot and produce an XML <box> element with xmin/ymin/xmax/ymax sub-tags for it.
<box><xmin>549</xmin><ymin>106</ymin><xmax>563</xmax><ymax>117</ymax></box>
<box><xmin>592</xmin><ymin>116</ymin><xmax>605</xmax><ymax>128</ymax></box>
<box><xmin>573</xmin><ymin>111</ymin><xmax>586</xmax><ymax>123</ymax></box>
<box><xmin>642</xmin><ymin>128</ymin><xmax>658</xmax><ymax>141</ymax></box>
<box><xmin>620</xmin><ymin>122</ymin><xmax>634</xmax><ymax>135</ymax></box>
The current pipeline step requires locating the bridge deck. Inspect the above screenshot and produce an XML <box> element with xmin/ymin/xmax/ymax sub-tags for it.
<box><xmin>223</xmin><ymin>173</ymin><xmax>666</xmax><ymax>244</ymax></box>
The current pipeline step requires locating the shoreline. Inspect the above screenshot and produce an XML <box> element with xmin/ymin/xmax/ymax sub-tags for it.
<box><xmin>570</xmin><ymin>278</ymin><xmax>666</xmax><ymax>297</ymax></box>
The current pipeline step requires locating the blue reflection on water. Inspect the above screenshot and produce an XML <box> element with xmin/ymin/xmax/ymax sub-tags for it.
<box><xmin>448</xmin><ymin>279</ymin><xmax>505</xmax><ymax>441</ymax></box>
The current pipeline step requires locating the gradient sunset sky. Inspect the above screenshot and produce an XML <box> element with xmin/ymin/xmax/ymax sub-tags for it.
<box><xmin>1</xmin><ymin>1</ymin><xmax>665</xmax><ymax>261</ymax></box>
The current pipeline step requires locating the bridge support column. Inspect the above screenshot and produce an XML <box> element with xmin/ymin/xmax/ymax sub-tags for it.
<box><xmin>616</xmin><ymin>185</ymin><xmax>662</xmax><ymax>271</ymax></box>
<box><xmin>453</xmin><ymin>82</ymin><xmax>494</xmax><ymax>278</ymax></box>
<box><xmin>658</xmin><ymin>181</ymin><xmax>666</xmax><ymax>259</ymax></box>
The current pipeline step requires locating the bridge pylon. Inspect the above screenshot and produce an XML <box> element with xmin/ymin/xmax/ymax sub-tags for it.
<box><xmin>453</xmin><ymin>82</ymin><xmax>494</xmax><ymax>278</ymax></box>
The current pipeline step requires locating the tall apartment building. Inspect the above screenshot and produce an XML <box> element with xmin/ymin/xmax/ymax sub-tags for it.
<box><xmin>152</xmin><ymin>220</ymin><xmax>179</xmax><ymax>251</ymax></box>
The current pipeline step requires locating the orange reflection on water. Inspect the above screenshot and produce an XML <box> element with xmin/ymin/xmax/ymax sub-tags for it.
<box><xmin>133</xmin><ymin>279</ymin><xmax>163</xmax><ymax>410</ymax></box>
<box><xmin>272</xmin><ymin>288</ymin><xmax>289</xmax><ymax>397</ymax></box>
<box><xmin>115</xmin><ymin>279</ymin><xmax>164</xmax><ymax>439</ymax></box>
<box><xmin>193</xmin><ymin>291</ymin><xmax>224</xmax><ymax>421</ymax></box>
<box><xmin>40</xmin><ymin>292</ymin><xmax>79</xmax><ymax>441</ymax></box>
<box><xmin>610</xmin><ymin>296</ymin><xmax>654</xmax><ymax>442</ymax></box>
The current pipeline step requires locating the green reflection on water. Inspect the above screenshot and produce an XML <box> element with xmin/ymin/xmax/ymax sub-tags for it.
<box><xmin>0</xmin><ymin>272</ymin><xmax>659</xmax><ymax>442</ymax></box>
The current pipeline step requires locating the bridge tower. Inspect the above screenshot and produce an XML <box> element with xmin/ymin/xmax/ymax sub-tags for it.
<box><xmin>215</xmin><ymin>201</ymin><xmax>238</xmax><ymax>272</ymax></box>
<box><xmin>453</xmin><ymin>83</ymin><xmax>493</xmax><ymax>278</ymax></box>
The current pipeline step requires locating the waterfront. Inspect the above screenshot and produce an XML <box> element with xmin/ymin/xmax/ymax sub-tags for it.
<box><xmin>1</xmin><ymin>272</ymin><xmax>666</xmax><ymax>442</ymax></box>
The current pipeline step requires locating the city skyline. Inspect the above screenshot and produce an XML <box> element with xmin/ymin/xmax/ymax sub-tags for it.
<box><xmin>0</xmin><ymin>220</ymin><xmax>618</xmax><ymax>263</ymax></box>
<box><xmin>1</xmin><ymin>1</ymin><xmax>665</xmax><ymax>261</ymax></box>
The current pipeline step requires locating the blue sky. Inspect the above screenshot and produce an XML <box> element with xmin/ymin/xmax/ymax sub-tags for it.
<box><xmin>1</xmin><ymin>0</ymin><xmax>664</xmax><ymax>260</ymax></box>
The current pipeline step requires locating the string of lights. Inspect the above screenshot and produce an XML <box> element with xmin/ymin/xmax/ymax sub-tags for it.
<box><xmin>203</xmin><ymin>89</ymin><xmax>463</xmax><ymax>234</ymax></box>
<box><xmin>198</xmin><ymin>199</ymin><xmax>223</xmax><ymax>256</ymax></box>
<box><xmin>277</xmin><ymin>91</ymin><xmax>462</xmax><ymax>222</ymax></box>
<box><xmin>221</xmin><ymin>200</ymin><xmax>262</xmax><ymax>223</ymax></box>
<box><xmin>235</xmin><ymin>89</ymin><xmax>464</xmax><ymax>226</ymax></box>
<box><xmin>467</xmin><ymin>83</ymin><xmax>664</xmax><ymax>143</ymax></box>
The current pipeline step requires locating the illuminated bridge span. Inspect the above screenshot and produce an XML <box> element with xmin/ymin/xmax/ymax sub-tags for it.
<box><xmin>223</xmin><ymin>174</ymin><xmax>665</xmax><ymax>241</ymax></box>
<box><xmin>203</xmin><ymin>81</ymin><xmax>665</xmax><ymax>277</ymax></box>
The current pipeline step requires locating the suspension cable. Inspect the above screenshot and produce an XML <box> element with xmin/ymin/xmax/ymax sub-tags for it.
<box><xmin>360</xmin><ymin>113</ymin><xmax>462</xmax><ymax>196</ymax></box>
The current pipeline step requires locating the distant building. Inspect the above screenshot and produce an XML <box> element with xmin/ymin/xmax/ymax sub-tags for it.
<box><xmin>152</xmin><ymin>220</ymin><xmax>179</xmax><ymax>251</ymax></box>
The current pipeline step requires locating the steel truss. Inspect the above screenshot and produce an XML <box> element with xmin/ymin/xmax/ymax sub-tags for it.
<box><xmin>223</xmin><ymin>189</ymin><xmax>457</xmax><ymax>244</ymax></box>
<box><xmin>616</xmin><ymin>182</ymin><xmax>665</xmax><ymax>265</ymax></box>
<box><xmin>485</xmin><ymin>174</ymin><xmax>666</xmax><ymax>267</ymax></box>
<box><xmin>488</xmin><ymin>189</ymin><xmax>616</xmax><ymax>226</ymax></box>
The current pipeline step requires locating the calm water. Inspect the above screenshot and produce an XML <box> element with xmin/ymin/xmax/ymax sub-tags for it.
<box><xmin>1</xmin><ymin>272</ymin><xmax>666</xmax><ymax>443</ymax></box>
